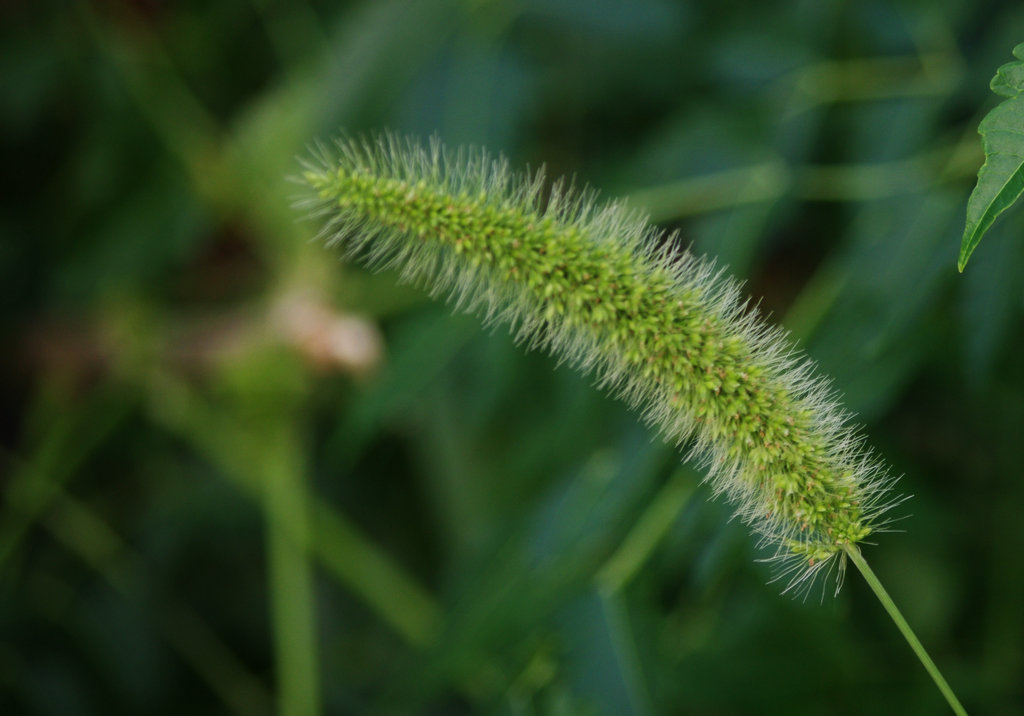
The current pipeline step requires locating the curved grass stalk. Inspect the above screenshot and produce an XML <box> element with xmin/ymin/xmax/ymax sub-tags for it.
<box><xmin>845</xmin><ymin>546</ymin><xmax>968</xmax><ymax>716</ymax></box>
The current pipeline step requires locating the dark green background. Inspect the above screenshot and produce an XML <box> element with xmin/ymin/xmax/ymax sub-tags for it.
<box><xmin>2</xmin><ymin>1</ymin><xmax>1022</xmax><ymax>714</ymax></box>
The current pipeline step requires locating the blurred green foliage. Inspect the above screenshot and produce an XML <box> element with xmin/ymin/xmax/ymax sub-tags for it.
<box><xmin>2</xmin><ymin>1</ymin><xmax>1023</xmax><ymax>714</ymax></box>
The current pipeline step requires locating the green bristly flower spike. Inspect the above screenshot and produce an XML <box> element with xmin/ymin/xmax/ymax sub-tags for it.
<box><xmin>300</xmin><ymin>133</ymin><xmax>896</xmax><ymax>586</ymax></box>
<box><xmin>298</xmin><ymin>133</ymin><xmax>966</xmax><ymax>714</ymax></box>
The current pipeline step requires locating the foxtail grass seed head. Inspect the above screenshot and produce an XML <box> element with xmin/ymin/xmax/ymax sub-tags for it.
<box><xmin>297</xmin><ymin>133</ymin><xmax>903</xmax><ymax>593</ymax></box>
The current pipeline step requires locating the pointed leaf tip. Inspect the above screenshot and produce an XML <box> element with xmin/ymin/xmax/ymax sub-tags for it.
<box><xmin>959</xmin><ymin>42</ymin><xmax>1024</xmax><ymax>272</ymax></box>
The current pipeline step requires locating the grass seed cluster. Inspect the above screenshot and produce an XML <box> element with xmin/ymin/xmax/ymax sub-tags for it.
<box><xmin>300</xmin><ymin>134</ymin><xmax>900</xmax><ymax>591</ymax></box>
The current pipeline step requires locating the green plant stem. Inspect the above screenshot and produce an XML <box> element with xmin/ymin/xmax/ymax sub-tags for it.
<box><xmin>263</xmin><ymin>424</ymin><xmax>321</xmax><ymax>716</ymax></box>
<box><xmin>141</xmin><ymin>367</ymin><xmax>441</xmax><ymax>646</ymax></box>
<box><xmin>845</xmin><ymin>546</ymin><xmax>968</xmax><ymax>716</ymax></box>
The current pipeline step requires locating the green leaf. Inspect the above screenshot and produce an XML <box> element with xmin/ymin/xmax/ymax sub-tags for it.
<box><xmin>959</xmin><ymin>42</ymin><xmax>1024</xmax><ymax>272</ymax></box>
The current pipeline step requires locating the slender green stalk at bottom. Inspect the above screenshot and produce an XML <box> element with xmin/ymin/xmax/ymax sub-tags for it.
<box><xmin>845</xmin><ymin>546</ymin><xmax>968</xmax><ymax>716</ymax></box>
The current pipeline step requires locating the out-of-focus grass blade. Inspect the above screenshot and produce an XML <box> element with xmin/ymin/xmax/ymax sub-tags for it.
<box><xmin>960</xmin><ymin>212</ymin><xmax>1024</xmax><ymax>383</ymax></box>
<box><xmin>39</xmin><ymin>492</ymin><xmax>273</xmax><ymax>716</ymax></box>
<box><xmin>796</xmin><ymin>191</ymin><xmax>957</xmax><ymax>419</ymax></box>
<box><xmin>0</xmin><ymin>384</ymin><xmax>133</xmax><ymax>572</ymax></box>
<box><xmin>384</xmin><ymin>436</ymin><xmax>670</xmax><ymax>709</ymax></box>
<box><xmin>959</xmin><ymin>42</ymin><xmax>1024</xmax><ymax>272</ymax></box>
